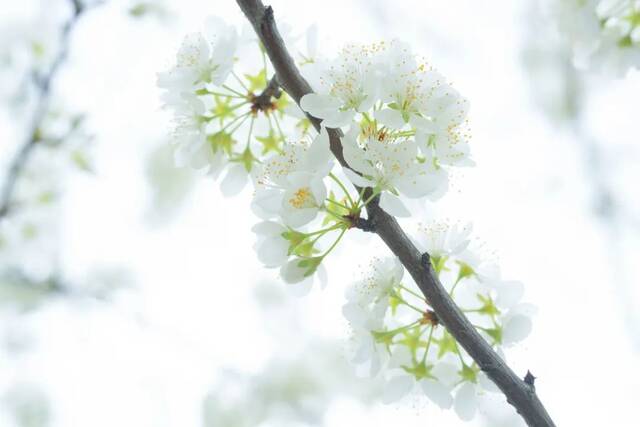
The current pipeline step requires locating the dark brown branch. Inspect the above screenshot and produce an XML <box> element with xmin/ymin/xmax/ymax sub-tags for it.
<box><xmin>0</xmin><ymin>0</ymin><xmax>88</xmax><ymax>219</ymax></box>
<box><xmin>236</xmin><ymin>1</ymin><xmax>556</xmax><ymax>425</ymax></box>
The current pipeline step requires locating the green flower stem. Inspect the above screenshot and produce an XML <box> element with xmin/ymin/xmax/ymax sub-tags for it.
<box><xmin>454</xmin><ymin>343</ymin><xmax>467</xmax><ymax>366</ymax></box>
<box><xmin>449</xmin><ymin>279</ymin><xmax>462</xmax><ymax>297</ymax></box>
<box><xmin>305</xmin><ymin>223</ymin><xmax>344</xmax><ymax>237</ymax></box>
<box><xmin>319</xmin><ymin>227</ymin><xmax>347</xmax><ymax>259</ymax></box>
<box><xmin>245</xmin><ymin>115</ymin><xmax>256</xmax><ymax>148</ymax></box>
<box><xmin>361</xmin><ymin>187</ymin><xmax>381</xmax><ymax>207</ymax></box>
<box><xmin>323</xmin><ymin>207</ymin><xmax>347</xmax><ymax>223</ymax></box>
<box><xmin>222</xmin><ymin>84</ymin><xmax>247</xmax><ymax>98</ymax></box>
<box><xmin>325</xmin><ymin>198</ymin><xmax>351</xmax><ymax>211</ymax></box>
<box><xmin>353</xmin><ymin>186</ymin><xmax>367</xmax><ymax>208</ymax></box>
<box><xmin>205</xmin><ymin>90</ymin><xmax>246</xmax><ymax>99</ymax></box>
<box><xmin>394</xmin><ymin>293</ymin><xmax>424</xmax><ymax>314</ymax></box>
<box><xmin>225</xmin><ymin>113</ymin><xmax>251</xmax><ymax>136</ymax></box>
<box><xmin>231</xmin><ymin>71</ymin><xmax>250</xmax><ymax>93</ymax></box>
<box><xmin>272</xmin><ymin>111</ymin><xmax>286</xmax><ymax>141</ymax></box>
<box><xmin>421</xmin><ymin>326</ymin><xmax>435</xmax><ymax>363</ymax></box>
<box><xmin>400</xmin><ymin>284</ymin><xmax>427</xmax><ymax>301</ymax></box>
<box><xmin>328</xmin><ymin>173</ymin><xmax>355</xmax><ymax>208</ymax></box>
<box><xmin>376</xmin><ymin>320</ymin><xmax>421</xmax><ymax>338</ymax></box>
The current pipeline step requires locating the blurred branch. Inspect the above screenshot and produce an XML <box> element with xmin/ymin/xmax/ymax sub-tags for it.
<box><xmin>0</xmin><ymin>0</ymin><xmax>88</xmax><ymax>219</ymax></box>
<box><xmin>235</xmin><ymin>1</ymin><xmax>556</xmax><ymax>426</ymax></box>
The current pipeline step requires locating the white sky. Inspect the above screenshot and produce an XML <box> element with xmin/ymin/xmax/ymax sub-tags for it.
<box><xmin>1</xmin><ymin>0</ymin><xmax>639</xmax><ymax>426</ymax></box>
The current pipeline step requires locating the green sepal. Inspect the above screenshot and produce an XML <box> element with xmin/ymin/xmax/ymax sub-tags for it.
<box><xmin>476</xmin><ymin>293</ymin><xmax>500</xmax><ymax>317</ymax></box>
<box><xmin>296</xmin><ymin>256</ymin><xmax>323</xmax><ymax>277</ymax></box>
<box><xmin>459</xmin><ymin>363</ymin><xmax>479</xmax><ymax>383</ymax></box>
<box><xmin>208</xmin><ymin>131</ymin><xmax>235</xmax><ymax>155</ymax></box>
<box><xmin>484</xmin><ymin>325</ymin><xmax>503</xmax><ymax>345</ymax></box>
<box><xmin>435</xmin><ymin>330</ymin><xmax>459</xmax><ymax>359</ymax></box>
<box><xmin>256</xmin><ymin>130</ymin><xmax>282</xmax><ymax>154</ymax></box>
<box><xmin>245</xmin><ymin>69</ymin><xmax>267</xmax><ymax>92</ymax></box>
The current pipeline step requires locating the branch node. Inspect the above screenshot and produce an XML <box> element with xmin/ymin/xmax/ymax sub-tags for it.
<box><xmin>421</xmin><ymin>252</ymin><xmax>431</xmax><ymax>269</ymax></box>
<box><xmin>353</xmin><ymin>216</ymin><xmax>375</xmax><ymax>232</ymax></box>
<box><xmin>524</xmin><ymin>370</ymin><xmax>536</xmax><ymax>389</ymax></box>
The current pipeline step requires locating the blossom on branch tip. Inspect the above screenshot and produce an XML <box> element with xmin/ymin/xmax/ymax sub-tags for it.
<box><xmin>343</xmin><ymin>224</ymin><xmax>533</xmax><ymax>419</ymax></box>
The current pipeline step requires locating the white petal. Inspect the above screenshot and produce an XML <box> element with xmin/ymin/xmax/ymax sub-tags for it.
<box><xmin>382</xmin><ymin>376</ymin><xmax>414</xmax><ymax>404</ymax></box>
<box><xmin>251</xmin><ymin>220</ymin><xmax>285</xmax><ymax>236</ymax></box>
<box><xmin>343</xmin><ymin>168</ymin><xmax>373</xmax><ymax>188</ymax></box>
<box><xmin>375</xmin><ymin>109</ymin><xmax>405</xmax><ymax>129</ymax></box>
<box><xmin>395</xmin><ymin>171</ymin><xmax>441</xmax><ymax>198</ymax></box>
<box><xmin>431</xmin><ymin>362</ymin><xmax>459</xmax><ymax>388</ymax></box>
<box><xmin>280</xmin><ymin>259</ymin><xmax>307</xmax><ymax>284</ymax></box>
<box><xmin>255</xmin><ymin>237</ymin><xmax>288</xmax><ymax>268</ymax></box>
<box><xmin>454</xmin><ymin>383</ymin><xmax>477</xmax><ymax>421</ymax></box>
<box><xmin>317</xmin><ymin>265</ymin><xmax>328</xmax><ymax>289</ymax></box>
<box><xmin>388</xmin><ymin>346</ymin><xmax>412</xmax><ymax>369</ymax></box>
<box><xmin>420</xmin><ymin>379</ymin><xmax>453</xmax><ymax>409</ymax></box>
<box><xmin>342</xmin><ymin>303</ymin><xmax>368</xmax><ymax>327</ymax></box>
<box><xmin>478</xmin><ymin>372</ymin><xmax>500</xmax><ymax>393</ymax></box>
<box><xmin>503</xmin><ymin>315</ymin><xmax>532</xmax><ymax>344</ymax></box>
<box><xmin>299</xmin><ymin>93</ymin><xmax>339</xmax><ymax>118</ymax></box>
<box><xmin>323</xmin><ymin>110</ymin><xmax>354</xmax><ymax>128</ymax></box>
<box><xmin>495</xmin><ymin>280</ymin><xmax>525</xmax><ymax>309</ymax></box>
<box><xmin>220</xmin><ymin>164</ymin><xmax>247</xmax><ymax>196</ymax></box>
<box><xmin>379</xmin><ymin>192</ymin><xmax>411</xmax><ymax>217</ymax></box>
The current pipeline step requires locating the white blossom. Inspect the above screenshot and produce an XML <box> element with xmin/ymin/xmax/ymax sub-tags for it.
<box><xmin>252</xmin><ymin>128</ymin><xmax>334</xmax><ymax>227</ymax></box>
<box><xmin>550</xmin><ymin>0</ymin><xmax>640</xmax><ymax>75</ymax></box>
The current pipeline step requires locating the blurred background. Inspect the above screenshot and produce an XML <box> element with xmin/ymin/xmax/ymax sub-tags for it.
<box><xmin>0</xmin><ymin>0</ymin><xmax>638</xmax><ymax>426</ymax></box>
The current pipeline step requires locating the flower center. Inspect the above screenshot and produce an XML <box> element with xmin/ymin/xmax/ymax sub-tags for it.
<box><xmin>289</xmin><ymin>187</ymin><xmax>315</xmax><ymax>209</ymax></box>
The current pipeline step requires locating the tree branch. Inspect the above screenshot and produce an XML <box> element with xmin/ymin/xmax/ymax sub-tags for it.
<box><xmin>235</xmin><ymin>1</ymin><xmax>556</xmax><ymax>425</ymax></box>
<box><xmin>0</xmin><ymin>0</ymin><xmax>88</xmax><ymax>219</ymax></box>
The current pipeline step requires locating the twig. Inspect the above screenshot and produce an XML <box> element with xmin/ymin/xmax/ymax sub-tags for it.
<box><xmin>0</xmin><ymin>0</ymin><xmax>87</xmax><ymax>219</ymax></box>
<box><xmin>235</xmin><ymin>1</ymin><xmax>556</xmax><ymax>425</ymax></box>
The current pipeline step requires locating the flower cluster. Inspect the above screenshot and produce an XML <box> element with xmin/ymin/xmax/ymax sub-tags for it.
<box><xmin>301</xmin><ymin>40</ymin><xmax>472</xmax><ymax>216</ymax></box>
<box><xmin>550</xmin><ymin>0</ymin><xmax>640</xmax><ymax>75</ymax></box>
<box><xmin>343</xmin><ymin>223</ymin><xmax>534</xmax><ymax>420</ymax></box>
<box><xmin>160</xmin><ymin>16</ymin><xmax>538</xmax><ymax>423</ymax></box>
<box><xmin>157</xmin><ymin>18</ymin><xmax>317</xmax><ymax>196</ymax></box>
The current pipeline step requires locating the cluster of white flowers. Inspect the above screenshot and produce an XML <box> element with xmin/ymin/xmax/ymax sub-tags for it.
<box><xmin>161</xmin><ymin>19</ymin><xmax>536</xmax><ymax>422</ymax></box>
<box><xmin>159</xmin><ymin>24</ymin><xmax>476</xmax><ymax>293</ymax></box>
<box><xmin>301</xmin><ymin>40</ymin><xmax>472</xmax><ymax>216</ymax></box>
<box><xmin>549</xmin><ymin>0</ymin><xmax>640</xmax><ymax>75</ymax></box>
<box><xmin>343</xmin><ymin>223</ymin><xmax>534</xmax><ymax>421</ymax></box>
<box><xmin>157</xmin><ymin>18</ymin><xmax>319</xmax><ymax>197</ymax></box>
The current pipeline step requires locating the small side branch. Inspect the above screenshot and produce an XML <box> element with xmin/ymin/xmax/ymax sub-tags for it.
<box><xmin>0</xmin><ymin>0</ymin><xmax>88</xmax><ymax>219</ymax></box>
